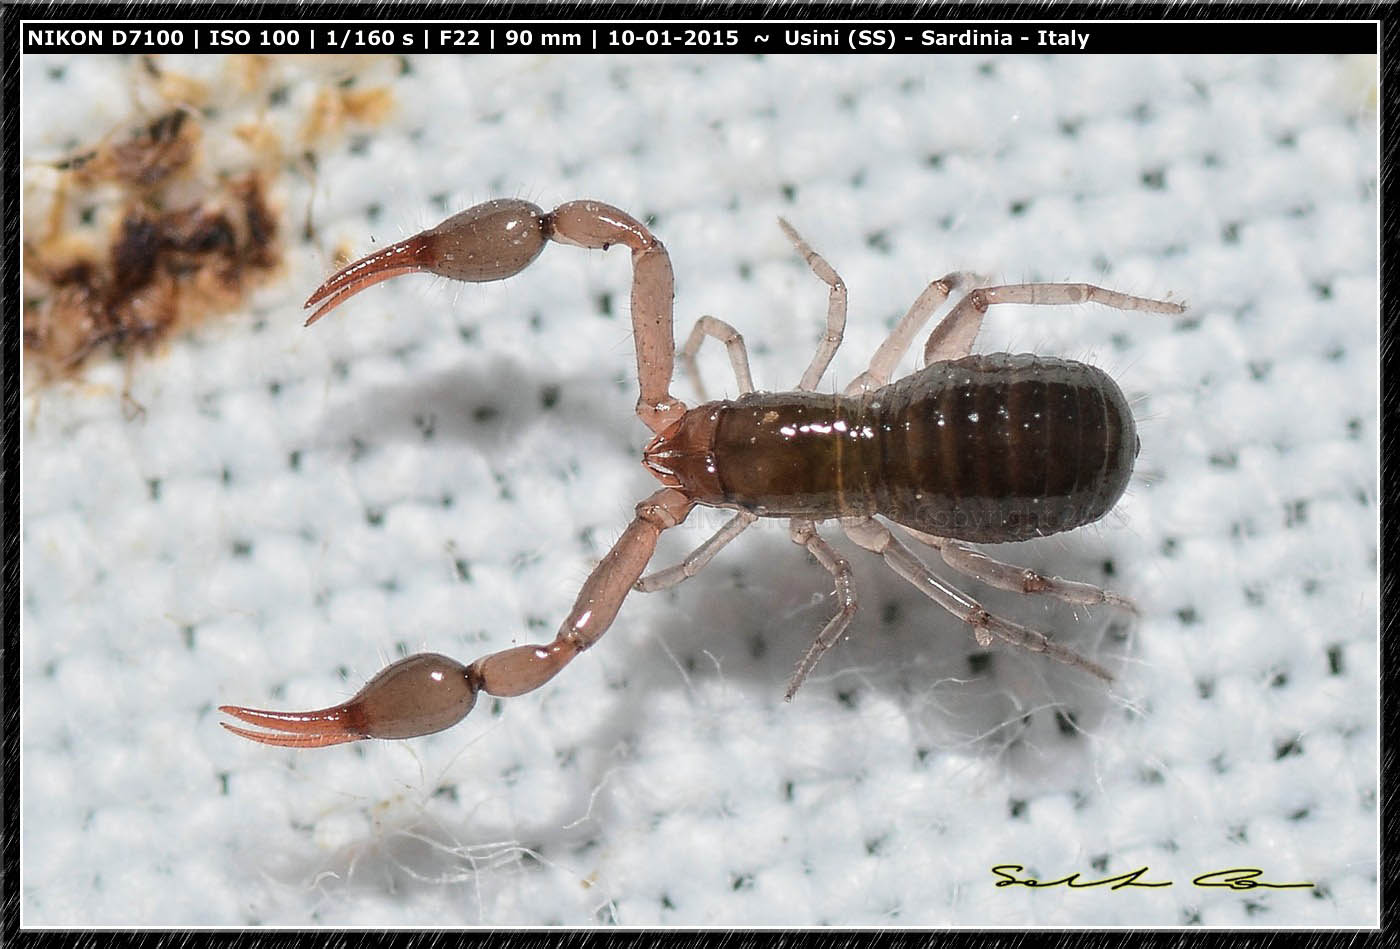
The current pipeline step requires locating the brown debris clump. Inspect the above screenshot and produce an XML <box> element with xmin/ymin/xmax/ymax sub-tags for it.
<box><xmin>24</xmin><ymin>163</ymin><xmax>279</xmax><ymax>375</ymax></box>
<box><xmin>25</xmin><ymin>104</ymin><xmax>282</xmax><ymax>382</ymax></box>
<box><xmin>24</xmin><ymin>55</ymin><xmax>402</xmax><ymax>389</ymax></box>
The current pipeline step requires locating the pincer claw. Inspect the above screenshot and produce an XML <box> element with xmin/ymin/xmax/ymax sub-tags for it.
<box><xmin>220</xmin><ymin>653</ymin><xmax>482</xmax><ymax>749</ymax></box>
<box><xmin>219</xmin><ymin>703</ymin><xmax>368</xmax><ymax>748</ymax></box>
<box><xmin>302</xmin><ymin>199</ymin><xmax>551</xmax><ymax>326</ymax></box>
<box><xmin>302</xmin><ymin>238</ymin><xmax>435</xmax><ymax>326</ymax></box>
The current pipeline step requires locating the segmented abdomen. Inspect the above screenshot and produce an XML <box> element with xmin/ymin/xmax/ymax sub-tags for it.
<box><xmin>872</xmin><ymin>354</ymin><xmax>1137</xmax><ymax>542</ymax></box>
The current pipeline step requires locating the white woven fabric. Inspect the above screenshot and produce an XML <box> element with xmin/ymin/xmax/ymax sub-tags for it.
<box><xmin>21</xmin><ymin>52</ymin><xmax>1377</xmax><ymax>926</ymax></box>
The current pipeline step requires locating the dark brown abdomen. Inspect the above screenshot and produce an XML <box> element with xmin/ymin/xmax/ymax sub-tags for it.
<box><xmin>872</xmin><ymin>354</ymin><xmax>1138</xmax><ymax>542</ymax></box>
<box><xmin>688</xmin><ymin>355</ymin><xmax>1136</xmax><ymax>543</ymax></box>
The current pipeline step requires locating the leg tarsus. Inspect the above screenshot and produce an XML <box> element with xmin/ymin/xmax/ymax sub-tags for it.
<box><xmin>923</xmin><ymin>281</ymin><xmax>1187</xmax><ymax>365</ymax></box>
<box><xmin>901</xmin><ymin>528</ymin><xmax>1138</xmax><ymax>614</ymax></box>
<box><xmin>786</xmin><ymin>518</ymin><xmax>858</xmax><ymax>700</ymax></box>
<box><xmin>841</xmin><ymin>517</ymin><xmax>1114</xmax><ymax>682</ymax></box>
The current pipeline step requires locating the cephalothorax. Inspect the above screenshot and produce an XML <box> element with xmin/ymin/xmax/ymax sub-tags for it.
<box><xmin>221</xmin><ymin>199</ymin><xmax>1183</xmax><ymax>748</ymax></box>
